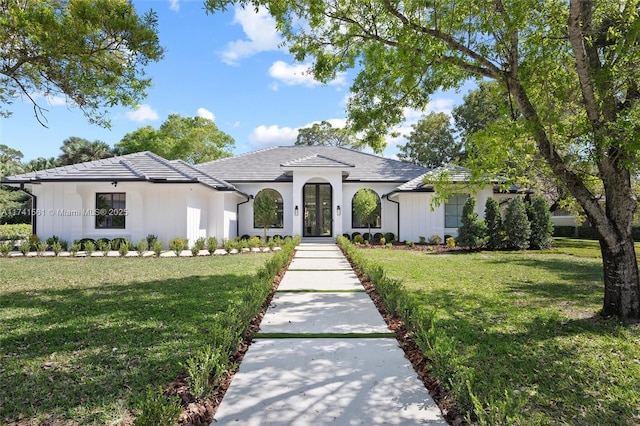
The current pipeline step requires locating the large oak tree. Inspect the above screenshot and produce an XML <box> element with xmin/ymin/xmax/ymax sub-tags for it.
<box><xmin>0</xmin><ymin>0</ymin><xmax>164</xmax><ymax>127</ymax></box>
<box><xmin>207</xmin><ymin>0</ymin><xmax>640</xmax><ymax>320</ymax></box>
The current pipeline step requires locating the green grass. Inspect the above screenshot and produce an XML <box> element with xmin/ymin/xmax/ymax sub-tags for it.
<box><xmin>355</xmin><ymin>238</ymin><xmax>640</xmax><ymax>425</ymax></box>
<box><xmin>0</xmin><ymin>255</ymin><xmax>273</xmax><ymax>424</ymax></box>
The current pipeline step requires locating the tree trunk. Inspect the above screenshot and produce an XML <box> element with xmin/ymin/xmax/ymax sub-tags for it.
<box><xmin>600</xmin><ymin>234</ymin><xmax>640</xmax><ymax>319</ymax></box>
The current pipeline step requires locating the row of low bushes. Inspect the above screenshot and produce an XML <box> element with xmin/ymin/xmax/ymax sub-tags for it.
<box><xmin>336</xmin><ymin>236</ymin><xmax>470</xmax><ymax>422</ymax></box>
<box><xmin>134</xmin><ymin>236</ymin><xmax>301</xmax><ymax>425</ymax></box>
<box><xmin>0</xmin><ymin>234</ymin><xmax>291</xmax><ymax>258</ymax></box>
<box><xmin>340</xmin><ymin>232</ymin><xmax>396</xmax><ymax>244</ymax></box>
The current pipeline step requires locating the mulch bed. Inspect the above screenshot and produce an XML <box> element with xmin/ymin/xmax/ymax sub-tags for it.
<box><xmin>168</xmin><ymin>244</ymin><xmax>467</xmax><ymax>426</ymax></box>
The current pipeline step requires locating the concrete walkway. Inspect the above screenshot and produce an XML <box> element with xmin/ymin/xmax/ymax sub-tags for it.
<box><xmin>212</xmin><ymin>243</ymin><xmax>447</xmax><ymax>425</ymax></box>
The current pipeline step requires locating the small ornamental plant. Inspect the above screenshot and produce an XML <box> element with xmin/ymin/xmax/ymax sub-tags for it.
<box><xmin>118</xmin><ymin>240</ymin><xmax>131</xmax><ymax>257</ymax></box>
<box><xmin>97</xmin><ymin>240</ymin><xmax>111</xmax><ymax>256</ymax></box>
<box><xmin>169</xmin><ymin>238</ymin><xmax>187</xmax><ymax>256</ymax></box>
<box><xmin>36</xmin><ymin>241</ymin><xmax>47</xmax><ymax>256</ymax></box>
<box><xmin>151</xmin><ymin>239</ymin><xmax>163</xmax><ymax>257</ymax></box>
<box><xmin>135</xmin><ymin>239</ymin><xmax>147</xmax><ymax>257</ymax></box>
<box><xmin>0</xmin><ymin>242</ymin><xmax>12</xmax><ymax>257</ymax></box>
<box><xmin>207</xmin><ymin>237</ymin><xmax>218</xmax><ymax>254</ymax></box>
<box><xmin>52</xmin><ymin>242</ymin><xmax>63</xmax><ymax>256</ymax></box>
<box><xmin>428</xmin><ymin>234</ymin><xmax>442</xmax><ymax>245</ymax></box>
<box><xmin>446</xmin><ymin>237</ymin><xmax>456</xmax><ymax>247</ymax></box>
<box><xmin>84</xmin><ymin>241</ymin><xmax>95</xmax><ymax>256</ymax></box>
<box><xmin>19</xmin><ymin>241</ymin><xmax>31</xmax><ymax>256</ymax></box>
<box><xmin>69</xmin><ymin>242</ymin><xmax>80</xmax><ymax>256</ymax></box>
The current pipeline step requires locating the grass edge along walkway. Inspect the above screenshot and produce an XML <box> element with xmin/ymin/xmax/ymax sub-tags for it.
<box><xmin>337</xmin><ymin>236</ymin><xmax>640</xmax><ymax>425</ymax></box>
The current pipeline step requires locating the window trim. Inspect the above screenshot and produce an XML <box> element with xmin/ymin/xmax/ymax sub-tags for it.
<box><xmin>444</xmin><ymin>194</ymin><xmax>469</xmax><ymax>229</ymax></box>
<box><xmin>351</xmin><ymin>188</ymin><xmax>382</xmax><ymax>229</ymax></box>
<box><xmin>253</xmin><ymin>188</ymin><xmax>284</xmax><ymax>229</ymax></box>
<box><xmin>95</xmin><ymin>192</ymin><xmax>126</xmax><ymax>229</ymax></box>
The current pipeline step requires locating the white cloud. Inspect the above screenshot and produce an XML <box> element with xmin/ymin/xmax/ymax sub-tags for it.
<box><xmin>125</xmin><ymin>104</ymin><xmax>159</xmax><ymax>122</ymax></box>
<box><xmin>269</xmin><ymin>61</ymin><xmax>347</xmax><ymax>88</ymax></box>
<box><xmin>220</xmin><ymin>6</ymin><xmax>282</xmax><ymax>65</ymax></box>
<box><xmin>197</xmin><ymin>107</ymin><xmax>215</xmax><ymax>121</ymax></box>
<box><xmin>249</xmin><ymin>124</ymin><xmax>299</xmax><ymax>147</ymax></box>
<box><xmin>168</xmin><ymin>0</ymin><xmax>180</xmax><ymax>11</ymax></box>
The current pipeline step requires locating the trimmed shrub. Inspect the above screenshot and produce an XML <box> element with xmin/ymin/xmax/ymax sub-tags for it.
<box><xmin>419</xmin><ymin>236</ymin><xmax>426</xmax><ymax>244</ymax></box>
<box><xmin>110</xmin><ymin>237</ymin><xmax>127</xmax><ymax>250</ymax></box>
<box><xmin>0</xmin><ymin>241</ymin><xmax>13</xmax><ymax>257</ymax></box>
<box><xmin>118</xmin><ymin>240</ymin><xmax>131</xmax><ymax>256</ymax></box>
<box><xmin>577</xmin><ymin>226</ymin><xmax>599</xmax><ymax>240</ymax></box>
<box><xmin>384</xmin><ymin>232</ymin><xmax>396</xmax><ymax>243</ymax></box>
<box><xmin>342</xmin><ymin>233</ymin><xmax>351</xmax><ymax>241</ymax></box>
<box><xmin>446</xmin><ymin>237</ymin><xmax>456</xmax><ymax>247</ymax></box>
<box><xmin>504</xmin><ymin>197</ymin><xmax>531</xmax><ymax>250</ymax></box>
<box><xmin>353</xmin><ymin>234</ymin><xmax>364</xmax><ymax>244</ymax></box>
<box><xmin>84</xmin><ymin>241</ymin><xmax>95</xmax><ymax>256</ymax></box>
<box><xmin>0</xmin><ymin>224</ymin><xmax>31</xmax><ymax>241</ymax></box>
<box><xmin>69</xmin><ymin>242</ymin><xmax>80</xmax><ymax>256</ymax></box>
<box><xmin>77</xmin><ymin>238</ymin><xmax>96</xmax><ymax>251</ymax></box>
<box><xmin>36</xmin><ymin>241</ymin><xmax>47</xmax><ymax>256</ymax></box>
<box><xmin>428</xmin><ymin>234</ymin><xmax>442</xmax><ymax>245</ymax></box>
<box><xmin>169</xmin><ymin>238</ymin><xmax>187</xmax><ymax>256</ymax></box>
<box><xmin>457</xmin><ymin>197</ymin><xmax>487</xmax><ymax>249</ymax></box>
<box><xmin>134</xmin><ymin>386</ymin><xmax>181</xmax><ymax>426</ymax></box>
<box><xmin>527</xmin><ymin>196</ymin><xmax>554</xmax><ymax>250</ymax></box>
<box><xmin>373</xmin><ymin>232</ymin><xmax>384</xmax><ymax>243</ymax></box>
<box><xmin>351</xmin><ymin>232</ymin><xmax>362</xmax><ymax>241</ymax></box>
<box><xmin>52</xmin><ymin>242</ymin><xmax>63</xmax><ymax>256</ymax></box>
<box><xmin>151</xmin><ymin>239</ymin><xmax>163</xmax><ymax>257</ymax></box>
<box><xmin>97</xmin><ymin>239</ymin><xmax>111</xmax><ymax>256</ymax></box>
<box><xmin>207</xmin><ymin>237</ymin><xmax>218</xmax><ymax>254</ymax></box>
<box><xmin>484</xmin><ymin>197</ymin><xmax>504</xmax><ymax>250</ymax></box>
<box><xmin>135</xmin><ymin>239</ymin><xmax>147</xmax><ymax>256</ymax></box>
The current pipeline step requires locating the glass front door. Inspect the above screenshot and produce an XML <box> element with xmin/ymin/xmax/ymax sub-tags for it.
<box><xmin>303</xmin><ymin>183</ymin><xmax>332</xmax><ymax>237</ymax></box>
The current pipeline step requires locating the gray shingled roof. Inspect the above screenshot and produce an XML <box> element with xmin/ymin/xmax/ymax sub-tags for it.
<box><xmin>1</xmin><ymin>151</ymin><xmax>237</xmax><ymax>191</ymax></box>
<box><xmin>197</xmin><ymin>146</ymin><xmax>430</xmax><ymax>182</ymax></box>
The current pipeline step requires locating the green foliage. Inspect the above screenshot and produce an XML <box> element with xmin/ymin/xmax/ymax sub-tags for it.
<box><xmin>528</xmin><ymin>196</ymin><xmax>554</xmax><ymax>250</ymax></box>
<box><xmin>457</xmin><ymin>197</ymin><xmax>487</xmax><ymax>249</ymax></box>
<box><xmin>146</xmin><ymin>234</ymin><xmax>158</xmax><ymax>248</ymax></box>
<box><xmin>398</xmin><ymin>112</ymin><xmax>463</xmax><ymax>167</ymax></box>
<box><xmin>405</xmin><ymin>240</ymin><xmax>414</xmax><ymax>247</ymax></box>
<box><xmin>51</xmin><ymin>242</ymin><xmax>63</xmax><ymax>256</ymax></box>
<box><xmin>97</xmin><ymin>239</ymin><xmax>111</xmax><ymax>256</ymax></box>
<box><xmin>353</xmin><ymin>234</ymin><xmax>364</xmax><ymax>244</ymax></box>
<box><xmin>19</xmin><ymin>240</ymin><xmax>30</xmax><ymax>255</ymax></box>
<box><xmin>118</xmin><ymin>240</ymin><xmax>131</xmax><ymax>257</ymax></box>
<box><xmin>418</xmin><ymin>236</ymin><xmax>426</xmax><ymax>244</ymax></box>
<box><xmin>192</xmin><ymin>237</ymin><xmax>206</xmax><ymax>256</ymax></box>
<box><xmin>151</xmin><ymin>239</ymin><xmax>163</xmax><ymax>257</ymax></box>
<box><xmin>0</xmin><ymin>241</ymin><xmax>13</xmax><ymax>256</ymax></box>
<box><xmin>69</xmin><ymin>242</ymin><xmax>80</xmax><ymax>256</ymax></box>
<box><xmin>168</xmin><ymin>238</ymin><xmax>187</xmax><ymax>256</ymax></box>
<box><xmin>84</xmin><ymin>240</ymin><xmax>95</xmax><ymax>256</ymax></box>
<box><xmin>504</xmin><ymin>197</ymin><xmax>531</xmax><ymax>250</ymax></box>
<box><xmin>115</xmin><ymin>114</ymin><xmax>234</xmax><ymax>164</ymax></box>
<box><xmin>353</xmin><ymin>188</ymin><xmax>379</xmax><ymax>237</ymax></box>
<box><xmin>133</xmin><ymin>386</ymin><xmax>182</xmax><ymax>426</ymax></box>
<box><xmin>253</xmin><ymin>190</ymin><xmax>278</xmax><ymax>240</ymax></box>
<box><xmin>184</xmin><ymin>346</ymin><xmax>227</xmax><ymax>399</ymax></box>
<box><xmin>135</xmin><ymin>239</ymin><xmax>148</xmax><ymax>256</ymax></box>
<box><xmin>295</xmin><ymin>120</ymin><xmax>365</xmax><ymax>151</ymax></box>
<box><xmin>35</xmin><ymin>241</ymin><xmax>47</xmax><ymax>256</ymax></box>
<box><xmin>0</xmin><ymin>224</ymin><xmax>31</xmax><ymax>241</ymax></box>
<box><xmin>428</xmin><ymin>234</ymin><xmax>442</xmax><ymax>245</ymax></box>
<box><xmin>207</xmin><ymin>237</ymin><xmax>218</xmax><ymax>254</ymax></box>
<box><xmin>379</xmin><ymin>237</ymin><xmax>386</xmax><ymax>245</ymax></box>
<box><xmin>446</xmin><ymin>237</ymin><xmax>456</xmax><ymax>248</ymax></box>
<box><xmin>58</xmin><ymin>137</ymin><xmax>113</xmax><ymax>165</ymax></box>
<box><xmin>0</xmin><ymin>0</ymin><xmax>164</xmax><ymax>127</ymax></box>
<box><xmin>484</xmin><ymin>197</ymin><xmax>504</xmax><ymax>250</ymax></box>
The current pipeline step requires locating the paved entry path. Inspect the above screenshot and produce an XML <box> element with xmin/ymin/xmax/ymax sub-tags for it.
<box><xmin>212</xmin><ymin>243</ymin><xmax>447</xmax><ymax>425</ymax></box>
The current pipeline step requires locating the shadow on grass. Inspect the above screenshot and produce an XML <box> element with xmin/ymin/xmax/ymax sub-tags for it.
<box><xmin>408</xmin><ymin>276</ymin><xmax>639</xmax><ymax>424</ymax></box>
<box><xmin>0</xmin><ymin>273</ymin><xmax>256</xmax><ymax>422</ymax></box>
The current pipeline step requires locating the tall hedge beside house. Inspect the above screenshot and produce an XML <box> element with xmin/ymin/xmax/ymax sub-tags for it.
<box><xmin>527</xmin><ymin>196</ymin><xmax>554</xmax><ymax>250</ymax></box>
<box><xmin>484</xmin><ymin>197</ymin><xmax>503</xmax><ymax>250</ymax></box>
<box><xmin>504</xmin><ymin>197</ymin><xmax>531</xmax><ymax>250</ymax></box>
<box><xmin>456</xmin><ymin>197</ymin><xmax>487</xmax><ymax>249</ymax></box>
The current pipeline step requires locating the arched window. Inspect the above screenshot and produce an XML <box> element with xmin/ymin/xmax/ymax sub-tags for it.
<box><xmin>253</xmin><ymin>188</ymin><xmax>284</xmax><ymax>229</ymax></box>
<box><xmin>352</xmin><ymin>188</ymin><xmax>381</xmax><ymax>229</ymax></box>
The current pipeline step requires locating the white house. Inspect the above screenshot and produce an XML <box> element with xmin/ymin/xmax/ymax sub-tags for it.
<box><xmin>2</xmin><ymin>146</ymin><xmax>511</xmax><ymax>246</ymax></box>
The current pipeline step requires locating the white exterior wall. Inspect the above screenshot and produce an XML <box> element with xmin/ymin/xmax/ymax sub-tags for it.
<box><xmin>396</xmin><ymin>186</ymin><xmax>496</xmax><ymax>242</ymax></box>
<box><xmin>28</xmin><ymin>181</ymin><xmax>238</xmax><ymax>247</ymax></box>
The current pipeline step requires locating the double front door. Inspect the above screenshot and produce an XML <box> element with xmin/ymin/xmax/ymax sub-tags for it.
<box><xmin>303</xmin><ymin>183</ymin><xmax>332</xmax><ymax>237</ymax></box>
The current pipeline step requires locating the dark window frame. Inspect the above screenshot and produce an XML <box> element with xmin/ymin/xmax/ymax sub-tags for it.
<box><xmin>95</xmin><ymin>192</ymin><xmax>126</xmax><ymax>229</ymax></box>
<box><xmin>351</xmin><ymin>189</ymin><xmax>382</xmax><ymax>229</ymax></box>
<box><xmin>253</xmin><ymin>188</ymin><xmax>284</xmax><ymax>229</ymax></box>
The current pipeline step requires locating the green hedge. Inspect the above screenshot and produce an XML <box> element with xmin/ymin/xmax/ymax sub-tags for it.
<box><xmin>0</xmin><ymin>224</ymin><xmax>31</xmax><ymax>241</ymax></box>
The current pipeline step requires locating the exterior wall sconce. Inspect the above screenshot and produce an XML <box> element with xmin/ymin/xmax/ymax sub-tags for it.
<box><xmin>294</xmin><ymin>205</ymin><xmax>299</xmax><ymax>216</ymax></box>
<box><xmin>337</xmin><ymin>205</ymin><xmax>341</xmax><ymax>216</ymax></box>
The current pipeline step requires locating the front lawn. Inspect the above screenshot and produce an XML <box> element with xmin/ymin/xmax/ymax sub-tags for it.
<box><xmin>349</xmin><ymin>238</ymin><xmax>640</xmax><ymax>425</ymax></box>
<box><xmin>0</xmin><ymin>255</ymin><xmax>273</xmax><ymax>424</ymax></box>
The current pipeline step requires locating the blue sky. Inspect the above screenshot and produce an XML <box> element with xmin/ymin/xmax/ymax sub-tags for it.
<box><xmin>0</xmin><ymin>0</ymin><xmax>476</xmax><ymax>163</ymax></box>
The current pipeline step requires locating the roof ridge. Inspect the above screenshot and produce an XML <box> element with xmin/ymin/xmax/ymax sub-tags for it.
<box><xmin>172</xmin><ymin>159</ymin><xmax>235</xmax><ymax>189</ymax></box>
<box><xmin>196</xmin><ymin>147</ymin><xmax>278</xmax><ymax>167</ymax></box>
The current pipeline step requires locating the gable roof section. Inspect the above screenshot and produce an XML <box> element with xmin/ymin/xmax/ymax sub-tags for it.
<box><xmin>1</xmin><ymin>151</ymin><xmax>237</xmax><ymax>192</ymax></box>
<box><xmin>197</xmin><ymin>146</ymin><xmax>430</xmax><ymax>183</ymax></box>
